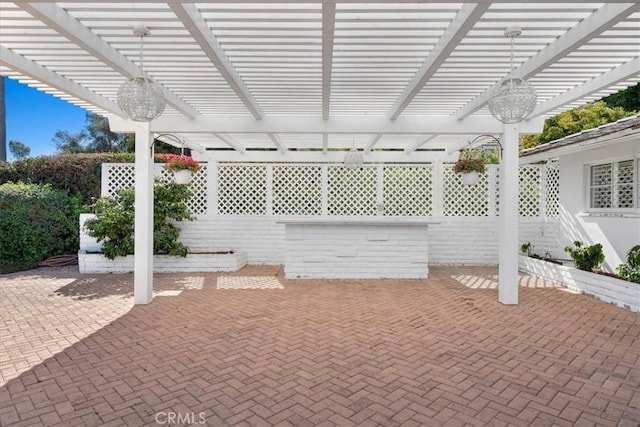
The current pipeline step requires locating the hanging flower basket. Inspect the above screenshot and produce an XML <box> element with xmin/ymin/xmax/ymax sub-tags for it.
<box><xmin>453</xmin><ymin>157</ymin><xmax>485</xmax><ymax>186</ymax></box>
<box><xmin>155</xmin><ymin>153</ymin><xmax>201</xmax><ymax>185</ymax></box>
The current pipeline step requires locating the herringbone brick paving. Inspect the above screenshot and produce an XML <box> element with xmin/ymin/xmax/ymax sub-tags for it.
<box><xmin>0</xmin><ymin>265</ymin><xmax>638</xmax><ymax>426</ymax></box>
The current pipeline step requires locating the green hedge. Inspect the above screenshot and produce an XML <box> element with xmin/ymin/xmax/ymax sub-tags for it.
<box><xmin>0</xmin><ymin>153</ymin><xmax>134</xmax><ymax>205</ymax></box>
<box><xmin>0</xmin><ymin>183</ymin><xmax>81</xmax><ymax>273</ymax></box>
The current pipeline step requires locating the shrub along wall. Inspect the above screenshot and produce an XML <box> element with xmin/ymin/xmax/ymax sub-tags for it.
<box><xmin>0</xmin><ymin>183</ymin><xmax>82</xmax><ymax>273</ymax></box>
<box><xmin>0</xmin><ymin>153</ymin><xmax>134</xmax><ymax>204</ymax></box>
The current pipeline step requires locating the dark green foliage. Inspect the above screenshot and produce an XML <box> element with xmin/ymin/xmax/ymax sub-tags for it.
<box><xmin>617</xmin><ymin>245</ymin><xmax>640</xmax><ymax>284</ymax></box>
<box><xmin>0</xmin><ymin>182</ymin><xmax>80</xmax><ymax>273</ymax></box>
<box><xmin>0</xmin><ymin>152</ymin><xmax>134</xmax><ymax>204</ymax></box>
<box><xmin>603</xmin><ymin>84</ymin><xmax>640</xmax><ymax>112</ymax></box>
<box><xmin>84</xmin><ymin>181</ymin><xmax>194</xmax><ymax>260</ymax></box>
<box><xmin>564</xmin><ymin>241</ymin><xmax>605</xmax><ymax>272</ymax></box>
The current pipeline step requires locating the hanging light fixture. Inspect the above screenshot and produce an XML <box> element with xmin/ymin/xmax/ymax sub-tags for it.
<box><xmin>488</xmin><ymin>26</ymin><xmax>537</xmax><ymax>124</ymax></box>
<box><xmin>117</xmin><ymin>26</ymin><xmax>166</xmax><ymax>122</ymax></box>
<box><xmin>344</xmin><ymin>135</ymin><xmax>363</xmax><ymax>168</ymax></box>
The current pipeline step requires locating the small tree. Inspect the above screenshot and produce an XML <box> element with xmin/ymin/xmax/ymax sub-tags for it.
<box><xmin>53</xmin><ymin>130</ymin><xmax>87</xmax><ymax>154</ymax></box>
<box><xmin>8</xmin><ymin>140</ymin><xmax>30</xmax><ymax>160</ymax></box>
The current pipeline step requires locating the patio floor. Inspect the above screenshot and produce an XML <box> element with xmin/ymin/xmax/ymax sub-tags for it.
<box><xmin>0</xmin><ymin>266</ymin><xmax>638</xmax><ymax>426</ymax></box>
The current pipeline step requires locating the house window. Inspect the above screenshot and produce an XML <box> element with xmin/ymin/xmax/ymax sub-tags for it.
<box><xmin>589</xmin><ymin>159</ymin><xmax>637</xmax><ymax>210</ymax></box>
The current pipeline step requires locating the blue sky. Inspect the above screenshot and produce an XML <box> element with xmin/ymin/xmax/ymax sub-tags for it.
<box><xmin>5</xmin><ymin>77</ymin><xmax>87</xmax><ymax>160</ymax></box>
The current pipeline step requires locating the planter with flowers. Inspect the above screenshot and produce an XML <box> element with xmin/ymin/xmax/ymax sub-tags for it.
<box><xmin>453</xmin><ymin>156</ymin><xmax>486</xmax><ymax>185</ymax></box>
<box><xmin>155</xmin><ymin>153</ymin><xmax>201</xmax><ymax>184</ymax></box>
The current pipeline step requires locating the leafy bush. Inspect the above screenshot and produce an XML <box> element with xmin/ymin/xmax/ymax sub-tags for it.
<box><xmin>564</xmin><ymin>241</ymin><xmax>605</xmax><ymax>272</ymax></box>
<box><xmin>84</xmin><ymin>181</ymin><xmax>194</xmax><ymax>260</ymax></box>
<box><xmin>0</xmin><ymin>182</ymin><xmax>81</xmax><ymax>273</ymax></box>
<box><xmin>0</xmin><ymin>153</ymin><xmax>134</xmax><ymax>205</ymax></box>
<box><xmin>617</xmin><ymin>245</ymin><xmax>640</xmax><ymax>284</ymax></box>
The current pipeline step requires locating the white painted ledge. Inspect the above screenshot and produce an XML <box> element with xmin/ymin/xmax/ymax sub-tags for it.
<box><xmin>78</xmin><ymin>251</ymin><xmax>247</xmax><ymax>274</ymax></box>
<box><xmin>277</xmin><ymin>216</ymin><xmax>440</xmax><ymax>226</ymax></box>
<box><xmin>519</xmin><ymin>254</ymin><xmax>639</xmax><ymax>313</ymax></box>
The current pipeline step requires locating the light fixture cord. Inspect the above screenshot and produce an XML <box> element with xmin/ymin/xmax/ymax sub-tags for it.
<box><xmin>510</xmin><ymin>35</ymin><xmax>515</xmax><ymax>73</ymax></box>
<box><xmin>139</xmin><ymin>35</ymin><xmax>144</xmax><ymax>71</ymax></box>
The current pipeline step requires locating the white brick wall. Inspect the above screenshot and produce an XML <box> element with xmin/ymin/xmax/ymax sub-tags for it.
<box><xmin>281</xmin><ymin>221</ymin><xmax>430</xmax><ymax>279</ymax></box>
<box><xmin>81</xmin><ymin>214</ymin><xmax>560</xmax><ymax>266</ymax></box>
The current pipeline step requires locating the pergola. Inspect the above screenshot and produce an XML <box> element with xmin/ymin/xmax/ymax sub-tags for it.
<box><xmin>1</xmin><ymin>0</ymin><xmax>638</xmax><ymax>304</ymax></box>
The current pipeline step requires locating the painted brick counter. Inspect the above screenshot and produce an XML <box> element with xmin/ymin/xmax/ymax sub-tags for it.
<box><xmin>278</xmin><ymin>217</ymin><xmax>438</xmax><ymax>279</ymax></box>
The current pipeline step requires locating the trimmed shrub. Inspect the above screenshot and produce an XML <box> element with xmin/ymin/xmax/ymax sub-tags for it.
<box><xmin>0</xmin><ymin>153</ymin><xmax>134</xmax><ymax>204</ymax></box>
<box><xmin>617</xmin><ymin>245</ymin><xmax>640</xmax><ymax>284</ymax></box>
<box><xmin>0</xmin><ymin>182</ymin><xmax>81</xmax><ymax>273</ymax></box>
<box><xmin>84</xmin><ymin>180</ymin><xmax>194</xmax><ymax>260</ymax></box>
<box><xmin>564</xmin><ymin>241</ymin><xmax>605</xmax><ymax>272</ymax></box>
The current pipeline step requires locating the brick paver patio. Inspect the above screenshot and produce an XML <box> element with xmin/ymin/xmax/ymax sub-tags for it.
<box><xmin>0</xmin><ymin>266</ymin><xmax>638</xmax><ymax>426</ymax></box>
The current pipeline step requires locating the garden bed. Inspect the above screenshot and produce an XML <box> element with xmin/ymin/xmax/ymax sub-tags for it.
<box><xmin>518</xmin><ymin>254</ymin><xmax>639</xmax><ymax>312</ymax></box>
<box><xmin>78</xmin><ymin>250</ymin><xmax>247</xmax><ymax>274</ymax></box>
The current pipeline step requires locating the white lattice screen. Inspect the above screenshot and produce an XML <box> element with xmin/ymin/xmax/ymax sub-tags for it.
<box><xmin>273</xmin><ymin>165</ymin><xmax>322</xmax><ymax>215</ymax></box>
<box><xmin>443</xmin><ymin>166</ymin><xmax>491</xmax><ymax>216</ymax></box>
<box><xmin>384</xmin><ymin>166</ymin><xmax>433</xmax><ymax>216</ymax></box>
<box><xmin>217</xmin><ymin>164</ymin><xmax>267</xmax><ymax>215</ymax></box>
<box><xmin>328</xmin><ymin>166</ymin><xmax>377</xmax><ymax>216</ymax></box>
<box><xmin>101</xmin><ymin>163</ymin><xmax>208</xmax><ymax>215</ymax></box>
<box><xmin>519</xmin><ymin>166</ymin><xmax>541</xmax><ymax>217</ymax></box>
<box><xmin>104</xmin><ymin>161</ymin><xmax>559</xmax><ymax>218</ymax></box>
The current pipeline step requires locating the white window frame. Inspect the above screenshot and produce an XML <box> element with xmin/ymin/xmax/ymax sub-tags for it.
<box><xmin>586</xmin><ymin>156</ymin><xmax>639</xmax><ymax>214</ymax></box>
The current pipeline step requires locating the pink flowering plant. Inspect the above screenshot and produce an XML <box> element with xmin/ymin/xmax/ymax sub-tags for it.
<box><xmin>453</xmin><ymin>158</ymin><xmax>485</xmax><ymax>174</ymax></box>
<box><xmin>452</xmin><ymin>148</ymin><xmax>486</xmax><ymax>174</ymax></box>
<box><xmin>154</xmin><ymin>153</ymin><xmax>201</xmax><ymax>173</ymax></box>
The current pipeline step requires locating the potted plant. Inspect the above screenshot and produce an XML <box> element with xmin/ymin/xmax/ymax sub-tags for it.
<box><xmin>453</xmin><ymin>155</ymin><xmax>486</xmax><ymax>185</ymax></box>
<box><xmin>155</xmin><ymin>153</ymin><xmax>201</xmax><ymax>184</ymax></box>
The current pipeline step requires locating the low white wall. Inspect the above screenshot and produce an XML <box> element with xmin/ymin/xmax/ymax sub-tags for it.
<box><xmin>78</xmin><ymin>251</ymin><xmax>247</xmax><ymax>274</ymax></box>
<box><xmin>519</xmin><ymin>255</ymin><xmax>639</xmax><ymax>313</ymax></box>
<box><xmin>281</xmin><ymin>220</ymin><xmax>431</xmax><ymax>279</ymax></box>
<box><xmin>81</xmin><ymin>214</ymin><xmax>558</xmax><ymax>266</ymax></box>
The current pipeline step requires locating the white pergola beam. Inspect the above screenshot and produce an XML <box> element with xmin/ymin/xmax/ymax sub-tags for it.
<box><xmin>389</xmin><ymin>2</ymin><xmax>490</xmax><ymax>120</ymax></box>
<box><xmin>19</xmin><ymin>2</ymin><xmax>198</xmax><ymax>119</ymax></box>
<box><xmin>213</xmin><ymin>133</ymin><xmax>245</xmax><ymax>152</ymax></box>
<box><xmin>169</xmin><ymin>3</ymin><xmax>263</xmax><ymax>119</ymax></box>
<box><xmin>322</xmin><ymin>2</ymin><xmax>336</xmax><ymax>121</ymax></box>
<box><xmin>199</xmin><ymin>150</ymin><xmax>458</xmax><ymax>164</ymax></box>
<box><xmin>364</xmin><ymin>134</ymin><xmax>383</xmax><ymax>154</ymax></box>
<box><xmin>10</xmin><ymin>1</ymin><xmax>633</xmax><ymax>4</ymax></box>
<box><xmin>110</xmin><ymin>115</ymin><xmax>545</xmax><ymax>135</ymax></box>
<box><xmin>267</xmin><ymin>133</ymin><xmax>287</xmax><ymax>152</ymax></box>
<box><xmin>405</xmin><ymin>135</ymin><xmax>437</xmax><ymax>154</ymax></box>
<box><xmin>530</xmin><ymin>57</ymin><xmax>640</xmax><ymax>118</ymax></box>
<box><xmin>455</xmin><ymin>2</ymin><xmax>639</xmax><ymax>119</ymax></box>
<box><xmin>0</xmin><ymin>46</ymin><xmax>121</xmax><ymax>115</ymax></box>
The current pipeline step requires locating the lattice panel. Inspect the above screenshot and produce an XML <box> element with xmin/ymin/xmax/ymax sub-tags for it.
<box><xmin>443</xmin><ymin>167</ymin><xmax>490</xmax><ymax>216</ymax></box>
<box><xmin>544</xmin><ymin>162</ymin><xmax>559</xmax><ymax>217</ymax></box>
<box><xmin>218</xmin><ymin>165</ymin><xmax>267</xmax><ymax>215</ymax></box>
<box><xmin>273</xmin><ymin>165</ymin><xmax>322</xmax><ymax>215</ymax></box>
<box><xmin>104</xmin><ymin>164</ymin><xmax>135</xmax><ymax>198</ymax></box>
<box><xmin>383</xmin><ymin>166</ymin><xmax>432</xmax><ymax>216</ymax></box>
<box><xmin>328</xmin><ymin>166</ymin><xmax>377</xmax><ymax>216</ymax></box>
<box><xmin>519</xmin><ymin>166</ymin><xmax>541</xmax><ymax>217</ymax></box>
<box><xmin>104</xmin><ymin>164</ymin><xmax>208</xmax><ymax>215</ymax></box>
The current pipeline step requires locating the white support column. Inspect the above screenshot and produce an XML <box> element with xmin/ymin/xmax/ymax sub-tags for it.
<box><xmin>321</xmin><ymin>165</ymin><xmax>329</xmax><ymax>216</ymax></box>
<box><xmin>432</xmin><ymin>160</ymin><xmax>444</xmax><ymax>217</ymax></box>
<box><xmin>266</xmin><ymin>165</ymin><xmax>274</xmax><ymax>215</ymax></box>
<box><xmin>134</xmin><ymin>123</ymin><xmax>154</xmax><ymax>305</ymax></box>
<box><xmin>499</xmin><ymin>123</ymin><xmax>520</xmax><ymax>305</ymax></box>
<box><xmin>376</xmin><ymin>165</ymin><xmax>384</xmax><ymax>216</ymax></box>
<box><xmin>208</xmin><ymin>161</ymin><xmax>219</xmax><ymax>215</ymax></box>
